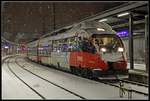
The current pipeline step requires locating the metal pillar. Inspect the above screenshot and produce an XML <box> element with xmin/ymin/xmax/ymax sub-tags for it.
<box><xmin>145</xmin><ymin>15</ymin><xmax>149</xmax><ymax>72</ymax></box>
<box><xmin>129</xmin><ymin>13</ymin><xmax>134</xmax><ymax>69</ymax></box>
<box><xmin>52</xmin><ymin>3</ymin><xmax>55</xmax><ymax>31</ymax></box>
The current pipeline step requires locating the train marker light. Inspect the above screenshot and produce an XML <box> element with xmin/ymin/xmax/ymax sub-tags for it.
<box><xmin>97</xmin><ymin>28</ymin><xmax>105</xmax><ymax>31</ymax></box>
<box><xmin>117</xmin><ymin>12</ymin><xmax>129</xmax><ymax>17</ymax></box>
<box><xmin>99</xmin><ymin>19</ymin><xmax>108</xmax><ymax>22</ymax></box>
<box><xmin>118</xmin><ymin>47</ymin><xmax>124</xmax><ymax>52</ymax></box>
<box><xmin>100</xmin><ymin>47</ymin><xmax>107</xmax><ymax>52</ymax></box>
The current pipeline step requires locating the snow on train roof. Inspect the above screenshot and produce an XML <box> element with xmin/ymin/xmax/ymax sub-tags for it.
<box><xmin>48</xmin><ymin>21</ymin><xmax>116</xmax><ymax>40</ymax></box>
<box><xmin>28</xmin><ymin>21</ymin><xmax>116</xmax><ymax>46</ymax></box>
<box><xmin>79</xmin><ymin>21</ymin><xmax>116</xmax><ymax>34</ymax></box>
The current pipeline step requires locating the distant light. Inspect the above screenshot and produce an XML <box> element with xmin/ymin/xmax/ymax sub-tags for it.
<box><xmin>97</xmin><ymin>28</ymin><xmax>105</xmax><ymax>31</ymax></box>
<box><xmin>38</xmin><ymin>47</ymin><xmax>43</xmax><ymax>50</ymax></box>
<box><xmin>117</xmin><ymin>12</ymin><xmax>129</xmax><ymax>17</ymax></box>
<box><xmin>4</xmin><ymin>46</ymin><xmax>9</xmax><ymax>49</ymax></box>
<box><xmin>99</xmin><ymin>19</ymin><xmax>108</xmax><ymax>22</ymax></box>
<box><xmin>17</xmin><ymin>48</ymin><xmax>20</xmax><ymax>50</ymax></box>
<box><xmin>57</xmin><ymin>50</ymin><xmax>60</xmax><ymax>53</ymax></box>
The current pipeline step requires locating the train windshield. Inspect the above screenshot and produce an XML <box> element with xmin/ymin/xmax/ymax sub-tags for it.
<box><xmin>93</xmin><ymin>34</ymin><xmax>123</xmax><ymax>53</ymax></box>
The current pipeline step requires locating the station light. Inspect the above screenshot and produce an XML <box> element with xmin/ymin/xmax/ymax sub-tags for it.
<box><xmin>98</xmin><ymin>19</ymin><xmax>108</xmax><ymax>22</ymax></box>
<box><xmin>117</xmin><ymin>12</ymin><xmax>129</xmax><ymax>17</ymax></box>
<box><xmin>4</xmin><ymin>46</ymin><xmax>9</xmax><ymax>49</ymax></box>
<box><xmin>97</xmin><ymin>28</ymin><xmax>105</xmax><ymax>31</ymax></box>
<box><xmin>117</xmin><ymin>30</ymin><xmax>128</xmax><ymax>37</ymax></box>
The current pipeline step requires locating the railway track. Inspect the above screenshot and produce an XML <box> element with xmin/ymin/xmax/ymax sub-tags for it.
<box><xmin>118</xmin><ymin>79</ymin><xmax>148</xmax><ymax>88</ymax></box>
<box><xmin>5</xmin><ymin>56</ymin><xmax>86</xmax><ymax>100</ymax></box>
<box><xmin>96</xmin><ymin>78</ymin><xmax>148</xmax><ymax>97</ymax></box>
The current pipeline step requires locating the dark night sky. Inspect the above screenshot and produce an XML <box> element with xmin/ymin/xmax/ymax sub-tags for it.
<box><xmin>2</xmin><ymin>2</ymin><xmax>128</xmax><ymax>43</ymax></box>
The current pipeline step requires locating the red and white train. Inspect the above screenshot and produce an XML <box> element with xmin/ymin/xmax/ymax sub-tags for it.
<box><xmin>27</xmin><ymin>21</ymin><xmax>128</xmax><ymax>79</ymax></box>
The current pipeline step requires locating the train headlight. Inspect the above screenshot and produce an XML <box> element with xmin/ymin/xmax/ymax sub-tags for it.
<box><xmin>118</xmin><ymin>47</ymin><xmax>124</xmax><ymax>52</ymax></box>
<box><xmin>100</xmin><ymin>47</ymin><xmax>107</xmax><ymax>52</ymax></box>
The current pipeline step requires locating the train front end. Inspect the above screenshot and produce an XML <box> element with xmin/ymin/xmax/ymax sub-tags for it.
<box><xmin>81</xmin><ymin>21</ymin><xmax>128</xmax><ymax>79</ymax></box>
<box><xmin>91</xmin><ymin>34</ymin><xmax>128</xmax><ymax>79</ymax></box>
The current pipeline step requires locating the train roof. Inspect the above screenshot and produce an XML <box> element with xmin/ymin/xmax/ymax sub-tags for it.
<box><xmin>48</xmin><ymin>21</ymin><xmax>116</xmax><ymax>40</ymax></box>
<box><xmin>28</xmin><ymin>21</ymin><xmax>116</xmax><ymax>46</ymax></box>
<box><xmin>78</xmin><ymin>21</ymin><xmax>116</xmax><ymax>34</ymax></box>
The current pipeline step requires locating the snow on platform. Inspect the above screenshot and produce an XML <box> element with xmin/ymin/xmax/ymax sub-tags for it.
<box><xmin>2</xmin><ymin>63</ymin><xmax>42</xmax><ymax>99</ymax></box>
<box><xmin>127</xmin><ymin>63</ymin><xmax>146</xmax><ymax>71</ymax></box>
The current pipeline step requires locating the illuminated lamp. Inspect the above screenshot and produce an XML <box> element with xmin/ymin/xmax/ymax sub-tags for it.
<box><xmin>117</xmin><ymin>12</ymin><xmax>129</xmax><ymax>17</ymax></box>
<box><xmin>117</xmin><ymin>30</ymin><xmax>128</xmax><ymax>37</ymax></box>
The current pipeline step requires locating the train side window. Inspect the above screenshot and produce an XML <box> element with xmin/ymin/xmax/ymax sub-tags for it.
<box><xmin>67</xmin><ymin>37</ymin><xmax>79</xmax><ymax>52</ymax></box>
<box><xmin>60</xmin><ymin>38</ymin><xmax>68</xmax><ymax>52</ymax></box>
<box><xmin>61</xmin><ymin>44</ymin><xmax>68</xmax><ymax>52</ymax></box>
<box><xmin>47</xmin><ymin>45</ymin><xmax>52</xmax><ymax>54</ymax></box>
<box><xmin>52</xmin><ymin>40</ymin><xmax>58</xmax><ymax>52</ymax></box>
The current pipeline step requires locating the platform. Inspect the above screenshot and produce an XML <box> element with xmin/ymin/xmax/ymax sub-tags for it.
<box><xmin>126</xmin><ymin>63</ymin><xmax>148</xmax><ymax>84</ymax></box>
<box><xmin>128</xmin><ymin>69</ymin><xmax>148</xmax><ymax>84</ymax></box>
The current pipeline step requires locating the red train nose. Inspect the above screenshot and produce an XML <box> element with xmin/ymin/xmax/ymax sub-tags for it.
<box><xmin>97</xmin><ymin>58</ymin><xmax>108</xmax><ymax>71</ymax></box>
<box><xmin>112</xmin><ymin>61</ymin><xmax>127</xmax><ymax>70</ymax></box>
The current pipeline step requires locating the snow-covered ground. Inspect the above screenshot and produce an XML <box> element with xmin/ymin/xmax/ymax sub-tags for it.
<box><xmin>2</xmin><ymin>60</ymin><xmax>42</xmax><ymax>99</ymax></box>
<box><xmin>2</xmin><ymin>56</ymin><xmax>148</xmax><ymax>100</ymax></box>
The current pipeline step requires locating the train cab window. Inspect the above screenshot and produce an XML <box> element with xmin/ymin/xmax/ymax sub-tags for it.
<box><xmin>95</xmin><ymin>34</ymin><xmax>123</xmax><ymax>52</ymax></box>
<box><xmin>79</xmin><ymin>37</ymin><xmax>96</xmax><ymax>54</ymax></box>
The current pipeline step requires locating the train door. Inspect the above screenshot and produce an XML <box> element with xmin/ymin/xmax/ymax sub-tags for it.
<box><xmin>48</xmin><ymin>40</ymin><xmax>53</xmax><ymax>65</ymax></box>
<box><xmin>57</xmin><ymin>38</ymin><xmax>71</xmax><ymax>71</ymax></box>
<box><xmin>51</xmin><ymin>40</ymin><xmax>59</xmax><ymax>67</ymax></box>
